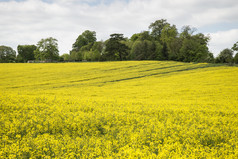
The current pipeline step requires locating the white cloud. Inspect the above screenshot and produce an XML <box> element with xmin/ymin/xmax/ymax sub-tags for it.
<box><xmin>209</xmin><ymin>29</ymin><xmax>238</xmax><ymax>57</ymax></box>
<box><xmin>0</xmin><ymin>0</ymin><xmax>238</xmax><ymax>55</ymax></box>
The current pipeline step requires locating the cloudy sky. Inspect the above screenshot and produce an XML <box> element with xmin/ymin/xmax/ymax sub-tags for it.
<box><xmin>0</xmin><ymin>0</ymin><xmax>238</xmax><ymax>56</ymax></box>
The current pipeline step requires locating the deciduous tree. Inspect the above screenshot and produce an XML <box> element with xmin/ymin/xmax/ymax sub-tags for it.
<box><xmin>234</xmin><ymin>53</ymin><xmax>238</xmax><ymax>64</ymax></box>
<box><xmin>0</xmin><ymin>45</ymin><xmax>16</xmax><ymax>63</ymax></box>
<box><xmin>232</xmin><ymin>41</ymin><xmax>238</xmax><ymax>52</ymax></box>
<box><xmin>232</xmin><ymin>41</ymin><xmax>238</xmax><ymax>64</ymax></box>
<box><xmin>105</xmin><ymin>34</ymin><xmax>129</xmax><ymax>61</ymax></box>
<box><xmin>34</xmin><ymin>37</ymin><xmax>59</xmax><ymax>61</ymax></box>
<box><xmin>17</xmin><ymin>45</ymin><xmax>36</xmax><ymax>62</ymax></box>
<box><xmin>72</xmin><ymin>30</ymin><xmax>96</xmax><ymax>52</ymax></box>
<box><xmin>216</xmin><ymin>48</ymin><xmax>233</xmax><ymax>63</ymax></box>
<box><xmin>149</xmin><ymin>19</ymin><xmax>169</xmax><ymax>41</ymax></box>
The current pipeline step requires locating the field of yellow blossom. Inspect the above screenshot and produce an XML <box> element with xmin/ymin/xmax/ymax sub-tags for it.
<box><xmin>0</xmin><ymin>61</ymin><xmax>238</xmax><ymax>158</ymax></box>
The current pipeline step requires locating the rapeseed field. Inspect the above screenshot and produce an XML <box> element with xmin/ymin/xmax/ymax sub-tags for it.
<box><xmin>0</xmin><ymin>61</ymin><xmax>238</xmax><ymax>158</ymax></box>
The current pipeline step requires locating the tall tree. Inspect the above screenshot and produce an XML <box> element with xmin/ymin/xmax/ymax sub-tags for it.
<box><xmin>130</xmin><ymin>31</ymin><xmax>152</xmax><ymax>43</ymax></box>
<box><xmin>231</xmin><ymin>41</ymin><xmax>238</xmax><ymax>64</ymax></box>
<box><xmin>34</xmin><ymin>37</ymin><xmax>59</xmax><ymax>61</ymax></box>
<box><xmin>232</xmin><ymin>41</ymin><xmax>238</xmax><ymax>52</ymax></box>
<box><xmin>0</xmin><ymin>45</ymin><xmax>16</xmax><ymax>63</ymax></box>
<box><xmin>130</xmin><ymin>40</ymin><xmax>155</xmax><ymax>60</ymax></box>
<box><xmin>234</xmin><ymin>53</ymin><xmax>238</xmax><ymax>64</ymax></box>
<box><xmin>232</xmin><ymin>41</ymin><xmax>238</xmax><ymax>64</ymax></box>
<box><xmin>178</xmin><ymin>26</ymin><xmax>210</xmax><ymax>62</ymax></box>
<box><xmin>129</xmin><ymin>31</ymin><xmax>153</xmax><ymax>60</ymax></box>
<box><xmin>81</xmin><ymin>41</ymin><xmax>104</xmax><ymax>61</ymax></box>
<box><xmin>216</xmin><ymin>48</ymin><xmax>233</xmax><ymax>63</ymax></box>
<box><xmin>180</xmin><ymin>25</ymin><xmax>197</xmax><ymax>40</ymax></box>
<box><xmin>70</xmin><ymin>50</ymin><xmax>83</xmax><ymax>61</ymax></box>
<box><xmin>179</xmin><ymin>36</ymin><xmax>209</xmax><ymax>62</ymax></box>
<box><xmin>72</xmin><ymin>30</ymin><xmax>96</xmax><ymax>52</ymax></box>
<box><xmin>149</xmin><ymin>19</ymin><xmax>169</xmax><ymax>41</ymax></box>
<box><xmin>105</xmin><ymin>34</ymin><xmax>129</xmax><ymax>61</ymax></box>
<box><xmin>161</xmin><ymin>24</ymin><xmax>179</xmax><ymax>60</ymax></box>
<box><xmin>91</xmin><ymin>41</ymin><xmax>104</xmax><ymax>61</ymax></box>
<box><xmin>17</xmin><ymin>45</ymin><xmax>36</xmax><ymax>62</ymax></box>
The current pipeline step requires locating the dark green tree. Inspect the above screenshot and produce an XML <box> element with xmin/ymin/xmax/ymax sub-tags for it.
<box><xmin>16</xmin><ymin>54</ymin><xmax>24</xmax><ymax>63</ymax></box>
<box><xmin>206</xmin><ymin>52</ymin><xmax>215</xmax><ymax>63</ymax></box>
<box><xmin>161</xmin><ymin>24</ymin><xmax>179</xmax><ymax>60</ymax></box>
<box><xmin>17</xmin><ymin>45</ymin><xmax>36</xmax><ymax>62</ymax></box>
<box><xmin>70</xmin><ymin>50</ymin><xmax>83</xmax><ymax>61</ymax></box>
<box><xmin>0</xmin><ymin>45</ymin><xmax>16</xmax><ymax>63</ymax></box>
<box><xmin>105</xmin><ymin>34</ymin><xmax>129</xmax><ymax>61</ymax></box>
<box><xmin>130</xmin><ymin>40</ymin><xmax>155</xmax><ymax>60</ymax></box>
<box><xmin>234</xmin><ymin>53</ymin><xmax>238</xmax><ymax>64</ymax></box>
<box><xmin>90</xmin><ymin>41</ymin><xmax>104</xmax><ymax>61</ymax></box>
<box><xmin>130</xmin><ymin>40</ymin><xmax>144</xmax><ymax>60</ymax></box>
<box><xmin>72</xmin><ymin>30</ymin><xmax>96</xmax><ymax>52</ymax></box>
<box><xmin>216</xmin><ymin>48</ymin><xmax>233</xmax><ymax>63</ymax></box>
<box><xmin>71</xmin><ymin>30</ymin><xmax>98</xmax><ymax>61</ymax></box>
<box><xmin>34</xmin><ymin>37</ymin><xmax>59</xmax><ymax>61</ymax></box>
<box><xmin>161</xmin><ymin>24</ymin><xmax>178</xmax><ymax>43</ymax></box>
<box><xmin>179</xmin><ymin>25</ymin><xmax>197</xmax><ymax>40</ymax></box>
<box><xmin>81</xmin><ymin>42</ymin><xmax>103</xmax><ymax>61</ymax></box>
<box><xmin>160</xmin><ymin>42</ymin><xmax>168</xmax><ymax>60</ymax></box>
<box><xmin>149</xmin><ymin>19</ymin><xmax>169</xmax><ymax>41</ymax></box>
<box><xmin>130</xmin><ymin>33</ymin><xmax>141</xmax><ymax>42</ymax></box>
<box><xmin>232</xmin><ymin>41</ymin><xmax>238</xmax><ymax>64</ymax></box>
<box><xmin>232</xmin><ymin>41</ymin><xmax>238</xmax><ymax>52</ymax></box>
<box><xmin>129</xmin><ymin>31</ymin><xmax>156</xmax><ymax>60</ymax></box>
<box><xmin>178</xmin><ymin>27</ymin><xmax>210</xmax><ymax>62</ymax></box>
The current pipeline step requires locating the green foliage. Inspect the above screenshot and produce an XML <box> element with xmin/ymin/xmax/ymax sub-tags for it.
<box><xmin>232</xmin><ymin>41</ymin><xmax>238</xmax><ymax>52</ymax></box>
<box><xmin>130</xmin><ymin>33</ymin><xmax>140</xmax><ymax>42</ymax></box>
<box><xmin>161</xmin><ymin>24</ymin><xmax>179</xmax><ymax>60</ymax></box>
<box><xmin>89</xmin><ymin>41</ymin><xmax>104</xmax><ymax>61</ymax></box>
<box><xmin>149</xmin><ymin>19</ymin><xmax>169</xmax><ymax>41</ymax></box>
<box><xmin>130</xmin><ymin>39</ymin><xmax>156</xmax><ymax>60</ymax></box>
<box><xmin>129</xmin><ymin>31</ymin><xmax>162</xmax><ymax>60</ymax></box>
<box><xmin>34</xmin><ymin>37</ymin><xmax>59</xmax><ymax>61</ymax></box>
<box><xmin>130</xmin><ymin>40</ymin><xmax>145</xmax><ymax>60</ymax></box>
<box><xmin>216</xmin><ymin>48</ymin><xmax>233</xmax><ymax>63</ymax></box>
<box><xmin>72</xmin><ymin>30</ymin><xmax>96</xmax><ymax>52</ymax></box>
<box><xmin>71</xmin><ymin>30</ymin><xmax>99</xmax><ymax>61</ymax></box>
<box><xmin>232</xmin><ymin>42</ymin><xmax>238</xmax><ymax>64</ymax></box>
<box><xmin>17</xmin><ymin>45</ymin><xmax>36</xmax><ymax>62</ymax></box>
<box><xmin>147</xmin><ymin>20</ymin><xmax>211</xmax><ymax>63</ymax></box>
<box><xmin>0</xmin><ymin>45</ymin><xmax>16</xmax><ymax>63</ymax></box>
<box><xmin>70</xmin><ymin>50</ymin><xmax>83</xmax><ymax>61</ymax></box>
<box><xmin>179</xmin><ymin>33</ymin><xmax>210</xmax><ymax>62</ymax></box>
<box><xmin>206</xmin><ymin>52</ymin><xmax>215</xmax><ymax>63</ymax></box>
<box><xmin>61</xmin><ymin>53</ymin><xmax>70</xmax><ymax>61</ymax></box>
<box><xmin>105</xmin><ymin>34</ymin><xmax>129</xmax><ymax>61</ymax></box>
<box><xmin>16</xmin><ymin>54</ymin><xmax>24</xmax><ymax>63</ymax></box>
<box><xmin>160</xmin><ymin>43</ymin><xmax>168</xmax><ymax>60</ymax></box>
<box><xmin>179</xmin><ymin>25</ymin><xmax>197</xmax><ymax>40</ymax></box>
<box><xmin>3</xmin><ymin>19</ymin><xmax>234</xmax><ymax>64</ymax></box>
<box><xmin>136</xmin><ymin>31</ymin><xmax>152</xmax><ymax>41</ymax></box>
<box><xmin>72</xmin><ymin>35</ymin><xmax>87</xmax><ymax>52</ymax></box>
<box><xmin>161</xmin><ymin>24</ymin><xmax>178</xmax><ymax>44</ymax></box>
<box><xmin>167</xmin><ymin>38</ymin><xmax>182</xmax><ymax>61</ymax></box>
<box><xmin>234</xmin><ymin>53</ymin><xmax>238</xmax><ymax>64</ymax></box>
<box><xmin>82</xmin><ymin>30</ymin><xmax>97</xmax><ymax>44</ymax></box>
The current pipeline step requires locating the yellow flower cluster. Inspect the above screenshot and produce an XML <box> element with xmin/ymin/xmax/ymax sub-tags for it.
<box><xmin>0</xmin><ymin>61</ymin><xmax>238</xmax><ymax>158</ymax></box>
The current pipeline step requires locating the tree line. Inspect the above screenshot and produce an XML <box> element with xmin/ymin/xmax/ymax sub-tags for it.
<box><xmin>1</xmin><ymin>19</ymin><xmax>238</xmax><ymax>64</ymax></box>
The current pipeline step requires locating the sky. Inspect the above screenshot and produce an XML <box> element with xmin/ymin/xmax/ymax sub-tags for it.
<box><xmin>0</xmin><ymin>0</ymin><xmax>238</xmax><ymax>57</ymax></box>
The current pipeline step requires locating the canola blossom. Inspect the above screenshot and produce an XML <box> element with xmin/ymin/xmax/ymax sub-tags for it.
<box><xmin>0</xmin><ymin>61</ymin><xmax>238</xmax><ymax>158</ymax></box>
